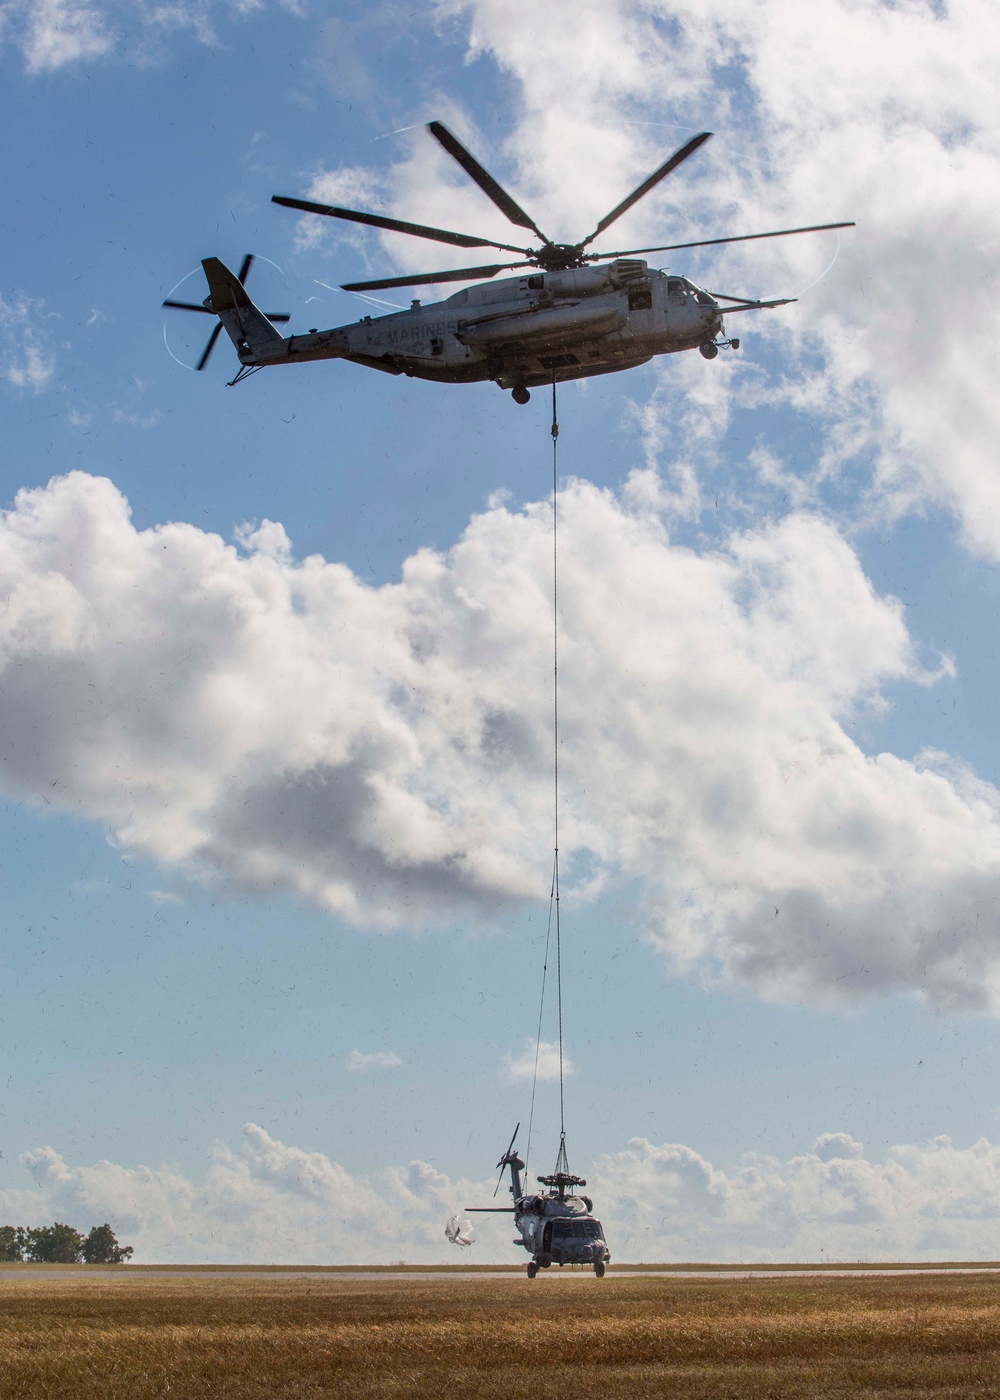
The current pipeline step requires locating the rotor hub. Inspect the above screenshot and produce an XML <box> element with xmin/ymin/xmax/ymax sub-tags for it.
<box><xmin>534</xmin><ymin>243</ymin><xmax>588</xmax><ymax>272</ymax></box>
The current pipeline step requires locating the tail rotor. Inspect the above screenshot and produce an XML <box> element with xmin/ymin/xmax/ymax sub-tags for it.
<box><xmin>493</xmin><ymin>1122</ymin><xmax>520</xmax><ymax>1197</ymax></box>
<box><xmin>162</xmin><ymin>254</ymin><xmax>290</xmax><ymax>371</ymax></box>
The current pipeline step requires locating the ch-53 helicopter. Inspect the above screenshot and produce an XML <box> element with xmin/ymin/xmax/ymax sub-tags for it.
<box><xmin>165</xmin><ymin>122</ymin><xmax>853</xmax><ymax>404</ymax></box>
<box><xmin>459</xmin><ymin>1127</ymin><xmax>611</xmax><ymax>1278</ymax></box>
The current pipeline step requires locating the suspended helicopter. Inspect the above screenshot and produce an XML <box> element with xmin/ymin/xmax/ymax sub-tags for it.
<box><xmin>459</xmin><ymin>1126</ymin><xmax>610</xmax><ymax>1279</ymax></box>
<box><xmin>165</xmin><ymin>122</ymin><xmax>854</xmax><ymax>404</ymax></box>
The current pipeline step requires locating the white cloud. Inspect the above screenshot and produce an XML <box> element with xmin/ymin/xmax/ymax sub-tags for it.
<box><xmin>16</xmin><ymin>0</ymin><xmax>111</xmax><ymax>72</ymax></box>
<box><xmin>813</xmin><ymin>1131</ymin><xmax>864</xmax><ymax>1164</ymax></box>
<box><xmin>4</xmin><ymin>469</ymin><xmax>1000</xmax><ymax>1010</ymax></box>
<box><xmin>7</xmin><ymin>1122</ymin><xmax>1000</xmax><ymax>1263</ymax></box>
<box><xmin>591</xmin><ymin>1132</ymin><xmax>1000</xmax><ymax>1264</ymax></box>
<box><xmin>503</xmin><ymin>1038</ymin><xmax>573</xmax><ymax>1083</ymax></box>
<box><xmin>2</xmin><ymin>1124</ymin><xmax>464</xmax><ymax>1264</ymax></box>
<box><xmin>0</xmin><ymin>294</ymin><xmax>55</xmax><ymax>392</ymax></box>
<box><xmin>347</xmin><ymin>1049</ymin><xmax>403</xmax><ymax>1072</ymax></box>
<box><xmin>111</xmin><ymin>408</ymin><xmax>162</xmax><ymax>428</ymax></box>
<box><xmin>0</xmin><ymin>0</ymin><xmax>304</xmax><ymax>71</ymax></box>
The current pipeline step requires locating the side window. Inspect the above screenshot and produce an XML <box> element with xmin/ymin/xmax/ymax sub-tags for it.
<box><xmin>628</xmin><ymin>287</ymin><xmax>652</xmax><ymax>311</ymax></box>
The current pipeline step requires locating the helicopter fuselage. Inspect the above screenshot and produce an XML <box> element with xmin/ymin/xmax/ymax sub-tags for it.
<box><xmin>511</xmin><ymin>1189</ymin><xmax>610</xmax><ymax>1272</ymax></box>
<box><xmin>466</xmin><ymin>1152</ymin><xmax>610</xmax><ymax>1276</ymax></box>
<box><xmin>225</xmin><ymin>258</ymin><xmax>724</xmax><ymax>394</ymax></box>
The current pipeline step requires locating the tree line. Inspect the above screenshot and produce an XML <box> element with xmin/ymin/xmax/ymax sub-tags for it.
<box><xmin>0</xmin><ymin>1222</ymin><xmax>133</xmax><ymax>1264</ymax></box>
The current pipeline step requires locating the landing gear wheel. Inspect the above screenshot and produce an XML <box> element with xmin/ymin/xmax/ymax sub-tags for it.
<box><xmin>512</xmin><ymin>385</ymin><xmax>531</xmax><ymax>404</ymax></box>
<box><xmin>699</xmin><ymin>342</ymin><xmax>719</xmax><ymax>360</ymax></box>
<box><xmin>526</xmin><ymin>1261</ymin><xmax>538</xmax><ymax>1278</ymax></box>
<box><xmin>595</xmin><ymin>1261</ymin><xmax>606</xmax><ymax>1278</ymax></box>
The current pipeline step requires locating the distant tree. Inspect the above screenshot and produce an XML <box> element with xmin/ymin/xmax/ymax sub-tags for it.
<box><xmin>24</xmin><ymin>1223</ymin><xmax>85</xmax><ymax>1264</ymax></box>
<box><xmin>0</xmin><ymin>1226</ymin><xmax>25</xmax><ymax>1262</ymax></box>
<box><xmin>81</xmin><ymin>1224</ymin><xmax>133</xmax><ymax>1264</ymax></box>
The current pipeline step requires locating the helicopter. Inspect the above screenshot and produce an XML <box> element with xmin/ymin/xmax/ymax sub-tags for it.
<box><xmin>461</xmin><ymin>1127</ymin><xmax>611</xmax><ymax>1278</ymax></box>
<box><xmin>165</xmin><ymin>122</ymin><xmax>853</xmax><ymax>403</ymax></box>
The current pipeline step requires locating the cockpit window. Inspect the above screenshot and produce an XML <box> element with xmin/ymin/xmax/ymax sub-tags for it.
<box><xmin>666</xmin><ymin>277</ymin><xmax>685</xmax><ymax>296</ymax></box>
<box><xmin>551</xmin><ymin>1219</ymin><xmax>604</xmax><ymax>1240</ymax></box>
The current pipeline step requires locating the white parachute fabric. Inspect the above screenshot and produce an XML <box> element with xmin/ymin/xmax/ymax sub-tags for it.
<box><xmin>445</xmin><ymin>1213</ymin><xmax>476</xmax><ymax>1247</ymax></box>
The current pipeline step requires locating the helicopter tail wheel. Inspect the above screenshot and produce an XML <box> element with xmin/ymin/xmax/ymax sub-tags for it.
<box><xmin>699</xmin><ymin>341</ymin><xmax>719</xmax><ymax>360</ymax></box>
<box><xmin>511</xmin><ymin>385</ymin><xmax>531</xmax><ymax>405</ymax></box>
<box><xmin>594</xmin><ymin>1261</ymin><xmax>606</xmax><ymax>1278</ymax></box>
<box><xmin>526</xmin><ymin>1261</ymin><xmax>538</xmax><ymax>1278</ymax></box>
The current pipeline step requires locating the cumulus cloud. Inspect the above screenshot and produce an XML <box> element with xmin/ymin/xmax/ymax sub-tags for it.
<box><xmin>813</xmin><ymin>1132</ymin><xmax>864</xmax><ymax>1164</ymax></box>
<box><xmin>503</xmin><ymin>1038</ymin><xmax>572</xmax><ymax>1083</ymax></box>
<box><xmin>7</xmin><ymin>1122</ymin><xmax>1000</xmax><ymax>1263</ymax></box>
<box><xmin>347</xmin><ymin>1049</ymin><xmax>403</xmax><ymax>1072</ymax></box>
<box><xmin>3</xmin><ymin>1124</ymin><xmax>465</xmax><ymax>1264</ymax></box>
<box><xmin>4</xmin><ymin>469</ymin><xmax>1000</xmax><ymax>1009</ymax></box>
<box><xmin>590</xmin><ymin>1132</ymin><xmax>1000</xmax><ymax>1264</ymax></box>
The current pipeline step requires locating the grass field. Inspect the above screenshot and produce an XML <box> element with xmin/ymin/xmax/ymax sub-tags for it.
<box><xmin>2</xmin><ymin>1267</ymin><xmax>1000</xmax><ymax>1398</ymax></box>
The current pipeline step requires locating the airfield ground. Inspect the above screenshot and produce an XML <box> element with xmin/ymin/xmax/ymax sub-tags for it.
<box><xmin>2</xmin><ymin>1265</ymin><xmax>1000</xmax><ymax>1397</ymax></box>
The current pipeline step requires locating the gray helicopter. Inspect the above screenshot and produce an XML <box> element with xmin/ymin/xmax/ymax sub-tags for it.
<box><xmin>464</xmin><ymin>1127</ymin><xmax>610</xmax><ymax>1278</ymax></box>
<box><xmin>165</xmin><ymin>122</ymin><xmax>853</xmax><ymax>403</ymax></box>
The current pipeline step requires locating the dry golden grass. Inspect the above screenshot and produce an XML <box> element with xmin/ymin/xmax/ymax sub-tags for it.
<box><xmin>2</xmin><ymin>1268</ymin><xmax>1000</xmax><ymax>1398</ymax></box>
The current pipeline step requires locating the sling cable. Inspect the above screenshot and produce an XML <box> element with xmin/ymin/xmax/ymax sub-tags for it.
<box><xmin>525</xmin><ymin>380</ymin><xmax>575</xmax><ymax>1187</ymax></box>
<box><xmin>464</xmin><ymin>384</ymin><xmax>610</xmax><ymax>1278</ymax></box>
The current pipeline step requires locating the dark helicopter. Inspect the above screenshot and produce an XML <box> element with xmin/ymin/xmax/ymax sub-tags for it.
<box><xmin>463</xmin><ymin>1127</ymin><xmax>610</xmax><ymax>1278</ymax></box>
<box><xmin>164</xmin><ymin>122</ymin><xmax>853</xmax><ymax>403</ymax></box>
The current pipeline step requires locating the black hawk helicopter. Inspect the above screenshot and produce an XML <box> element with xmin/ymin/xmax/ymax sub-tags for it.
<box><xmin>462</xmin><ymin>1126</ymin><xmax>611</xmax><ymax>1278</ymax></box>
<box><xmin>165</xmin><ymin>122</ymin><xmax>853</xmax><ymax>403</ymax></box>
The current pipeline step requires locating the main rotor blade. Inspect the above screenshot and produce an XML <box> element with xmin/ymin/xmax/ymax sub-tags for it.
<box><xmin>236</xmin><ymin>253</ymin><xmax>254</xmax><ymax>285</ymax></box>
<box><xmin>341</xmin><ymin>262</ymin><xmax>532</xmax><ymax>292</ymax></box>
<box><xmin>590</xmin><ymin>220</ymin><xmax>856</xmax><ymax>260</ymax></box>
<box><xmin>266</xmin><ymin>314</ymin><xmax>291</xmax><ymax>323</ymax></box>
<box><xmin>580</xmin><ymin>131</ymin><xmax>713</xmax><ymax>246</ymax></box>
<box><xmin>427</xmin><ymin>121</ymin><xmax>549</xmax><ymax>243</ymax></box>
<box><xmin>272</xmin><ymin>195</ymin><xmax>532</xmax><ymax>256</ymax></box>
<box><xmin>196</xmin><ymin>322</ymin><xmax>223</xmax><ymax>372</ymax></box>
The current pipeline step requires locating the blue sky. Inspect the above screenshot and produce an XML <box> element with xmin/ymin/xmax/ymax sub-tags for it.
<box><xmin>3</xmin><ymin>0</ymin><xmax>1000</xmax><ymax>1264</ymax></box>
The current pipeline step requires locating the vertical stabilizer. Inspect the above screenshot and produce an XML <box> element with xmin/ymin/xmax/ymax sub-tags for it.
<box><xmin>201</xmin><ymin>257</ymin><xmax>284</xmax><ymax>359</ymax></box>
<box><xmin>502</xmin><ymin>1150</ymin><xmax>525</xmax><ymax>1200</ymax></box>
